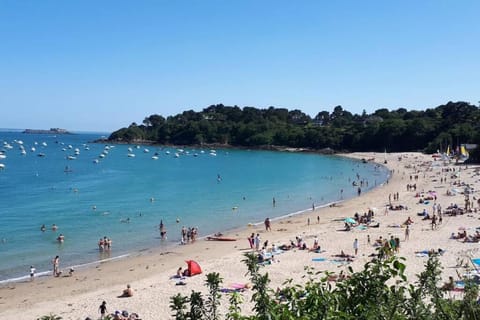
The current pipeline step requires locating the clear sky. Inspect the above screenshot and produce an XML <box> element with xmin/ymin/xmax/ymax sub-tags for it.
<box><xmin>1</xmin><ymin>0</ymin><xmax>479</xmax><ymax>132</ymax></box>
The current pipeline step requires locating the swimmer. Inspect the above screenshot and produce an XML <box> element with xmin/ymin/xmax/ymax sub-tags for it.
<box><xmin>120</xmin><ymin>217</ymin><xmax>130</xmax><ymax>223</ymax></box>
<box><xmin>52</xmin><ymin>224</ymin><xmax>58</xmax><ymax>231</ymax></box>
<box><xmin>57</xmin><ymin>234</ymin><xmax>65</xmax><ymax>242</ymax></box>
<box><xmin>92</xmin><ymin>205</ymin><xmax>97</xmax><ymax>211</ymax></box>
<box><xmin>176</xmin><ymin>217</ymin><xmax>180</xmax><ymax>223</ymax></box>
<box><xmin>40</xmin><ymin>224</ymin><xmax>46</xmax><ymax>232</ymax></box>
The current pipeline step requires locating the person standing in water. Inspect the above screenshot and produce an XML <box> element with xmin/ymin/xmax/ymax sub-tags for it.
<box><xmin>159</xmin><ymin>220</ymin><xmax>167</xmax><ymax>240</ymax></box>
<box><xmin>52</xmin><ymin>256</ymin><xmax>59</xmax><ymax>277</ymax></box>
<box><xmin>30</xmin><ymin>265</ymin><xmax>36</xmax><ymax>281</ymax></box>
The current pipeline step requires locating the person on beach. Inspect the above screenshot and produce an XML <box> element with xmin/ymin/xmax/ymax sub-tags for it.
<box><xmin>264</xmin><ymin>218</ymin><xmax>271</xmax><ymax>231</ymax></box>
<box><xmin>272</xmin><ymin>197</ymin><xmax>276</xmax><ymax>207</ymax></box>
<box><xmin>248</xmin><ymin>233</ymin><xmax>255</xmax><ymax>249</ymax></box>
<box><xmin>52</xmin><ymin>255</ymin><xmax>59</xmax><ymax>277</ymax></box>
<box><xmin>353</xmin><ymin>238</ymin><xmax>359</xmax><ymax>255</ymax></box>
<box><xmin>99</xmin><ymin>301</ymin><xmax>108</xmax><ymax>319</ymax></box>
<box><xmin>255</xmin><ymin>234</ymin><xmax>261</xmax><ymax>251</ymax></box>
<box><xmin>121</xmin><ymin>284</ymin><xmax>133</xmax><ymax>297</ymax></box>
<box><xmin>30</xmin><ymin>265</ymin><xmax>36</xmax><ymax>281</ymax></box>
<box><xmin>405</xmin><ymin>225</ymin><xmax>410</xmax><ymax>240</ymax></box>
<box><xmin>159</xmin><ymin>220</ymin><xmax>167</xmax><ymax>240</ymax></box>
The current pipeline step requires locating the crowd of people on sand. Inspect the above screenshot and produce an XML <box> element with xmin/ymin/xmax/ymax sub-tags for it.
<box><xmin>93</xmin><ymin>298</ymin><xmax>141</xmax><ymax>320</ymax></box>
<box><xmin>180</xmin><ymin>226</ymin><xmax>199</xmax><ymax>244</ymax></box>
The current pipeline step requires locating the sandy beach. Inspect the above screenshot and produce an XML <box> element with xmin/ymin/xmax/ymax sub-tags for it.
<box><xmin>1</xmin><ymin>152</ymin><xmax>479</xmax><ymax>320</ymax></box>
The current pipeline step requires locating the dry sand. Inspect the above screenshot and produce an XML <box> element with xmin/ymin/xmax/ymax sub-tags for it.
<box><xmin>1</xmin><ymin>152</ymin><xmax>480</xmax><ymax>320</ymax></box>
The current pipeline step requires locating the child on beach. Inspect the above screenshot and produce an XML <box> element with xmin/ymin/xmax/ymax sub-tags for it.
<box><xmin>30</xmin><ymin>265</ymin><xmax>35</xmax><ymax>281</ymax></box>
<box><xmin>99</xmin><ymin>301</ymin><xmax>108</xmax><ymax>319</ymax></box>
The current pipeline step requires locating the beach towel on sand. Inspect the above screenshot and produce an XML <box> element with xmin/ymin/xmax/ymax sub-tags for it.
<box><xmin>312</xmin><ymin>257</ymin><xmax>327</xmax><ymax>262</ymax></box>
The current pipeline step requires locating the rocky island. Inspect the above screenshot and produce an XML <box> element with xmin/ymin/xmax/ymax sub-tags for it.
<box><xmin>22</xmin><ymin>128</ymin><xmax>71</xmax><ymax>134</ymax></box>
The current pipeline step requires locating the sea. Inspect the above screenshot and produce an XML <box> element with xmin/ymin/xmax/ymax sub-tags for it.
<box><xmin>0</xmin><ymin>130</ymin><xmax>390</xmax><ymax>283</ymax></box>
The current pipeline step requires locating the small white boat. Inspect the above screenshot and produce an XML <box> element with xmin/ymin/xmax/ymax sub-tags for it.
<box><xmin>93</xmin><ymin>159</ymin><xmax>99</xmax><ymax>164</ymax></box>
<box><xmin>20</xmin><ymin>150</ymin><xmax>26</xmax><ymax>155</ymax></box>
<box><xmin>42</xmin><ymin>142</ymin><xmax>47</xmax><ymax>147</ymax></box>
<box><xmin>144</xmin><ymin>148</ymin><xmax>150</xmax><ymax>153</ymax></box>
<box><xmin>128</xmin><ymin>147</ymin><xmax>133</xmax><ymax>152</ymax></box>
<box><xmin>99</xmin><ymin>153</ymin><xmax>105</xmax><ymax>158</ymax></box>
<box><xmin>31</xmin><ymin>147</ymin><xmax>36</xmax><ymax>152</ymax></box>
<box><xmin>174</xmin><ymin>153</ymin><xmax>180</xmax><ymax>158</ymax></box>
<box><xmin>37</xmin><ymin>153</ymin><xmax>46</xmax><ymax>157</ymax></box>
<box><xmin>151</xmin><ymin>156</ymin><xmax>159</xmax><ymax>160</ymax></box>
<box><xmin>165</xmin><ymin>151</ymin><xmax>170</xmax><ymax>155</ymax></box>
<box><xmin>0</xmin><ymin>163</ymin><xmax>5</xmax><ymax>169</ymax></box>
<box><xmin>0</xmin><ymin>154</ymin><xmax>6</xmax><ymax>159</ymax></box>
<box><xmin>127</xmin><ymin>153</ymin><xmax>136</xmax><ymax>158</ymax></box>
<box><xmin>67</xmin><ymin>155</ymin><xmax>77</xmax><ymax>160</ymax></box>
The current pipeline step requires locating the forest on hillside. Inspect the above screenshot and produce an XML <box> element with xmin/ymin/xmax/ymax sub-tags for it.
<box><xmin>108</xmin><ymin>101</ymin><xmax>480</xmax><ymax>160</ymax></box>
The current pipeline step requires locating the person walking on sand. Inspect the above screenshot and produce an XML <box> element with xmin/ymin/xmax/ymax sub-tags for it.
<box><xmin>99</xmin><ymin>300</ymin><xmax>108</xmax><ymax>319</ymax></box>
<box><xmin>405</xmin><ymin>225</ymin><xmax>410</xmax><ymax>240</ymax></box>
<box><xmin>353</xmin><ymin>238</ymin><xmax>359</xmax><ymax>255</ymax></box>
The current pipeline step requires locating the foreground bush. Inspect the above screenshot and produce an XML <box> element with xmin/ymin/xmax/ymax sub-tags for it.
<box><xmin>170</xmin><ymin>253</ymin><xmax>480</xmax><ymax>319</ymax></box>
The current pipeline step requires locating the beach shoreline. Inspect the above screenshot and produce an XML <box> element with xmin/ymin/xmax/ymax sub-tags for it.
<box><xmin>1</xmin><ymin>151</ymin><xmax>479</xmax><ymax>320</ymax></box>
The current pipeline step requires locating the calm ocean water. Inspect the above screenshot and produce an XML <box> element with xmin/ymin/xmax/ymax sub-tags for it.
<box><xmin>0</xmin><ymin>131</ymin><xmax>389</xmax><ymax>282</ymax></box>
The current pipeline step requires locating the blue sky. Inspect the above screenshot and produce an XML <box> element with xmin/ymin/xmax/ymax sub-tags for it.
<box><xmin>1</xmin><ymin>1</ymin><xmax>479</xmax><ymax>132</ymax></box>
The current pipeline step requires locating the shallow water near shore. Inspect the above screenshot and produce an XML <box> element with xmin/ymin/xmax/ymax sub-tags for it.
<box><xmin>0</xmin><ymin>131</ymin><xmax>389</xmax><ymax>282</ymax></box>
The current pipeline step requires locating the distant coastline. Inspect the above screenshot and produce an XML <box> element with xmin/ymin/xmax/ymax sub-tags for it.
<box><xmin>22</xmin><ymin>128</ymin><xmax>72</xmax><ymax>134</ymax></box>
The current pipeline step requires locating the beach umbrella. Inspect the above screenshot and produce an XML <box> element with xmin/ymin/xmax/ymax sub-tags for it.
<box><xmin>344</xmin><ymin>218</ymin><xmax>356</xmax><ymax>224</ymax></box>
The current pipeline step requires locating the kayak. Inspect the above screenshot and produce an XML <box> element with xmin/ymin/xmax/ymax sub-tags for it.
<box><xmin>206</xmin><ymin>236</ymin><xmax>237</xmax><ymax>241</ymax></box>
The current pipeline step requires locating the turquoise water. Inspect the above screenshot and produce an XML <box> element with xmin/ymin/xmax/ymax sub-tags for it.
<box><xmin>0</xmin><ymin>131</ymin><xmax>389</xmax><ymax>282</ymax></box>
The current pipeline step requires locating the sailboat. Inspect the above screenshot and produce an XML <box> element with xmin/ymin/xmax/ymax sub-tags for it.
<box><xmin>441</xmin><ymin>145</ymin><xmax>451</xmax><ymax>162</ymax></box>
<box><xmin>459</xmin><ymin>145</ymin><xmax>469</xmax><ymax>162</ymax></box>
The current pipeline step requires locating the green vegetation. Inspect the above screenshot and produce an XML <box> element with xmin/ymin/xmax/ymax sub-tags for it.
<box><xmin>108</xmin><ymin>101</ymin><xmax>480</xmax><ymax>159</ymax></box>
<box><xmin>170</xmin><ymin>253</ymin><xmax>480</xmax><ymax>320</ymax></box>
